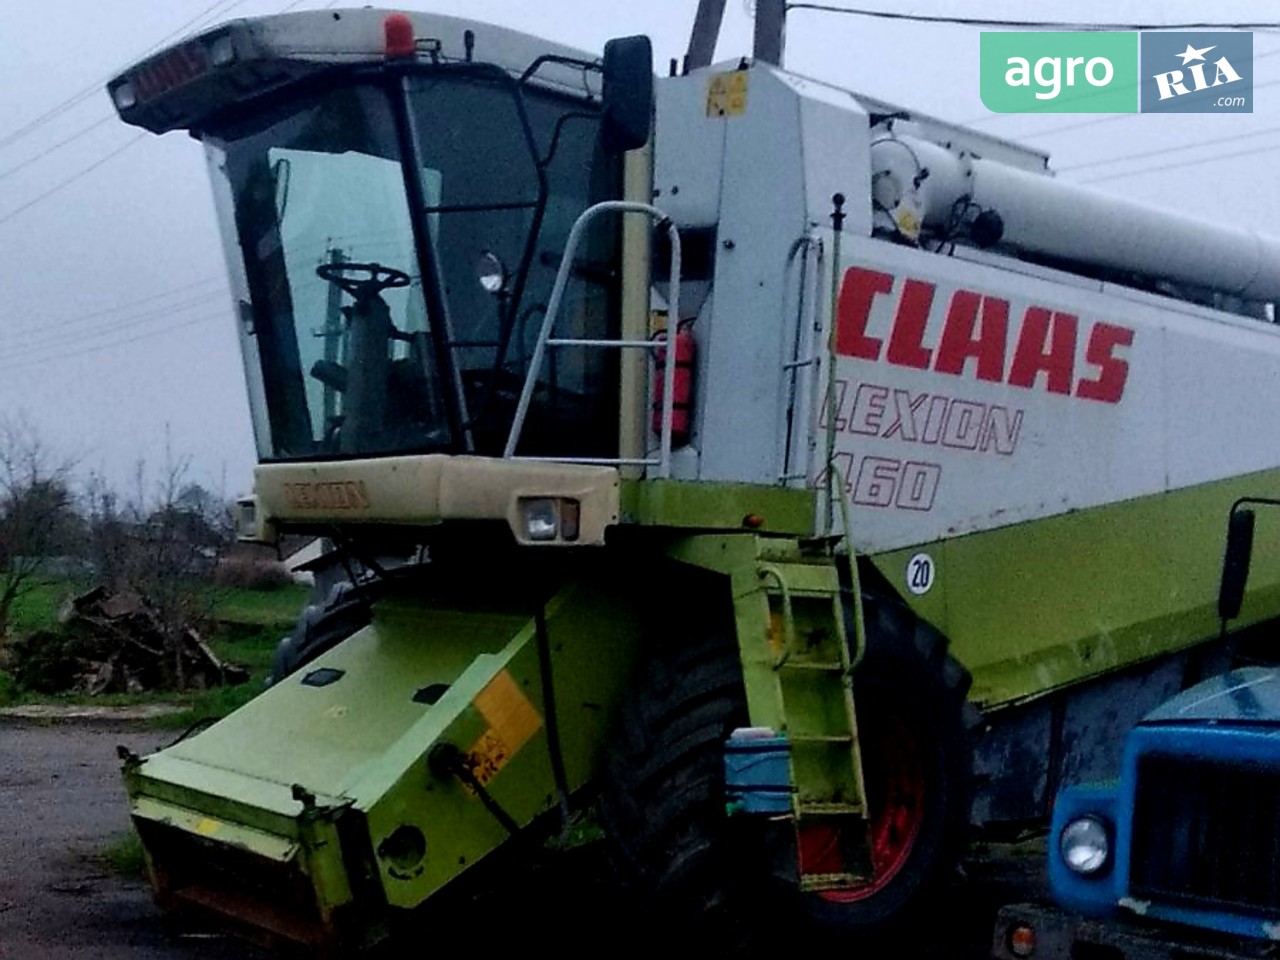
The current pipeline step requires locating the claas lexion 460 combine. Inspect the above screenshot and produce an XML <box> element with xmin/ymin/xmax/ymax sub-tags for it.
<box><xmin>106</xmin><ymin>5</ymin><xmax>1280</xmax><ymax>952</ymax></box>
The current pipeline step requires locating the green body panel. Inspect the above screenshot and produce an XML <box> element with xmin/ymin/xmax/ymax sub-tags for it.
<box><xmin>666</xmin><ymin>534</ymin><xmax>867</xmax><ymax>824</ymax></box>
<box><xmin>160</xmin><ymin>600</ymin><xmax>529</xmax><ymax>802</ymax></box>
<box><xmin>621</xmin><ymin>478</ymin><xmax>815</xmax><ymax>534</ymax></box>
<box><xmin>664</xmin><ymin>534</ymin><xmax>805</xmax><ymax>731</ymax></box>
<box><xmin>132</xmin><ymin>795</ymin><xmax>299</xmax><ymax>862</ymax></box>
<box><xmin>869</xmin><ymin>468</ymin><xmax>1280</xmax><ymax>708</ymax></box>
<box><xmin>126</xmin><ymin>573</ymin><xmax>642</xmax><ymax>928</ymax></box>
<box><xmin>358</xmin><ymin>580</ymin><xmax>641</xmax><ymax>905</ymax></box>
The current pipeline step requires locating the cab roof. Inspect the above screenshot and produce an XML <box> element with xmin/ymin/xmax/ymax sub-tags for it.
<box><xmin>108</xmin><ymin>8</ymin><xmax>602</xmax><ymax>135</ymax></box>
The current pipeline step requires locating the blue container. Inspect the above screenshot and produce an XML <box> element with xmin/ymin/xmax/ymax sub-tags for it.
<box><xmin>725</xmin><ymin>730</ymin><xmax>793</xmax><ymax>814</ymax></box>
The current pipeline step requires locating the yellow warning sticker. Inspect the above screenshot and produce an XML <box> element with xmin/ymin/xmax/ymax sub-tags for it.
<box><xmin>465</xmin><ymin>670</ymin><xmax>543</xmax><ymax>787</ymax></box>
<box><xmin>894</xmin><ymin>207</ymin><xmax>922</xmax><ymax>240</ymax></box>
<box><xmin>706</xmin><ymin>71</ymin><xmax>749</xmax><ymax>117</ymax></box>
<box><xmin>466</xmin><ymin>729</ymin><xmax>512</xmax><ymax>787</ymax></box>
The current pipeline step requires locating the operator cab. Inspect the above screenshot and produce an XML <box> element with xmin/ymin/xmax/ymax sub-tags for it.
<box><xmin>110</xmin><ymin>11</ymin><xmax>650</xmax><ymax>464</ymax></box>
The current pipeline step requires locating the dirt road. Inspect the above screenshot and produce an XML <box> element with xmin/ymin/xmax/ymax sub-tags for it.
<box><xmin>0</xmin><ymin>717</ymin><xmax>1037</xmax><ymax>959</ymax></box>
<box><xmin>0</xmin><ymin>719</ymin><xmax>266</xmax><ymax>960</ymax></box>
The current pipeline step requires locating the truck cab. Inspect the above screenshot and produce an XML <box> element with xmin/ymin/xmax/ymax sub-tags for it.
<box><xmin>994</xmin><ymin>505</ymin><xmax>1280</xmax><ymax>959</ymax></box>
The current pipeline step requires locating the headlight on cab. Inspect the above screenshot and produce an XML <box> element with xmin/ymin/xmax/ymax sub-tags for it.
<box><xmin>1060</xmin><ymin>815</ymin><xmax>1111</xmax><ymax>876</ymax></box>
<box><xmin>517</xmin><ymin>497</ymin><xmax>580</xmax><ymax>543</ymax></box>
<box><xmin>521</xmin><ymin>498</ymin><xmax>559</xmax><ymax>541</ymax></box>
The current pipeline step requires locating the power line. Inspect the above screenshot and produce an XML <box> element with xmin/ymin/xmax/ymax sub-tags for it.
<box><xmin>4</xmin><ymin>292</ymin><xmax>230</xmax><ymax>358</ymax></box>
<box><xmin>0</xmin><ymin>314</ymin><xmax>223</xmax><ymax>376</ymax></box>
<box><xmin>18</xmin><ymin>279</ymin><xmax>225</xmax><ymax>332</ymax></box>
<box><xmin>986</xmin><ymin>73</ymin><xmax>1280</xmax><ymax>146</ymax></box>
<box><xmin>0</xmin><ymin>0</ymin><xmax>306</xmax><ymax>202</ymax></box>
<box><xmin>0</xmin><ymin>116</ymin><xmax>115</xmax><ymax>183</ymax></box>
<box><xmin>6</xmin><ymin>276</ymin><xmax>226</xmax><ymax>338</ymax></box>
<box><xmin>1057</xmin><ymin>123</ymin><xmax>1280</xmax><ymax>172</ymax></box>
<box><xmin>998</xmin><ymin>112</ymin><xmax>1133</xmax><ymax>140</ymax></box>
<box><xmin>990</xmin><ymin>74</ymin><xmax>1280</xmax><ymax>142</ymax></box>
<box><xmin>1075</xmin><ymin>139</ymin><xmax>1280</xmax><ymax>183</ymax></box>
<box><xmin>786</xmin><ymin>4</ymin><xmax>1280</xmax><ymax>30</ymax></box>
<box><xmin>946</xmin><ymin>77</ymin><xmax>1280</xmax><ymax>150</ymax></box>
<box><xmin>0</xmin><ymin>0</ymin><xmax>249</xmax><ymax>153</ymax></box>
<box><xmin>0</xmin><ymin>134</ymin><xmax>145</xmax><ymax>227</ymax></box>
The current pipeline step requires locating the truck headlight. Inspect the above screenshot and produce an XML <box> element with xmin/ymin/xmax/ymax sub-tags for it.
<box><xmin>1060</xmin><ymin>815</ymin><xmax>1111</xmax><ymax>875</ymax></box>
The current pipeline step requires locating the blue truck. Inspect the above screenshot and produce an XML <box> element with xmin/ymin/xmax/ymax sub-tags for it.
<box><xmin>992</xmin><ymin>502</ymin><xmax>1280</xmax><ymax>960</ymax></box>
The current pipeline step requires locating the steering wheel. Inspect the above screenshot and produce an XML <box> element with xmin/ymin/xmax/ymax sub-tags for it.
<box><xmin>315</xmin><ymin>261</ymin><xmax>411</xmax><ymax>300</ymax></box>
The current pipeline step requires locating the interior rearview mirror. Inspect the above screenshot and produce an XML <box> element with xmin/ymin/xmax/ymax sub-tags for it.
<box><xmin>602</xmin><ymin>35</ymin><xmax>653</xmax><ymax>153</ymax></box>
<box><xmin>1218</xmin><ymin>507</ymin><xmax>1256</xmax><ymax>622</ymax></box>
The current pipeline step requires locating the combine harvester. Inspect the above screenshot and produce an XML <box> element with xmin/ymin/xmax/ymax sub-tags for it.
<box><xmin>105</xmin><ymin>2</ymin><xmax>1280</xmax><ymax>951</ymax></box>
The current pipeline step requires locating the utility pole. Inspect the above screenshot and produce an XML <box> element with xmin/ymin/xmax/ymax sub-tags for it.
<box><xmin>753</xmin><ymin>0</ymin><xmax>787</xmax><ymax>66</ymax></box>
<box><xmin>687</xmin><ymin>0</ymin><xmax>788</xmax><ymax>72</ymax></box>
<box><xmin>685</xmin><ymin>0</ymin><xmax>727</xmax><ymax>71</ymax></box>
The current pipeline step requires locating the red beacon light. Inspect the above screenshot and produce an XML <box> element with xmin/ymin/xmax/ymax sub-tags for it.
<box><xmin>384</xmin><ymin>13</ymin><xmax>416</xmax><ymax>59</ymax></box>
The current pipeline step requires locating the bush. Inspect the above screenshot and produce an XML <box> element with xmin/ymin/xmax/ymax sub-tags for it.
<box><xmin>7</xmin><ymin>631</ymin><xmax>78</xmax><ymax>693</ymax></box>
<box><xmin>212</xmin><ymin>556</ymin><xmax>293</xmax><ymax>591</ymax></box>
<box><xmin>0</xmin><ymin>669</ymin><xmax>18</xmax><ymax>705</ymax></box>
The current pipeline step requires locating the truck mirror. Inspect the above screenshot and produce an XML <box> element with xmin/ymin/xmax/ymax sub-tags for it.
<box><xmin>601</xmin><ymin>35</ymin><xmax>653</xmax><ymax>153</ymax></box>
<box><xmin>1218</xmin><ymin>508</ymin><xmax>1256</xmax><ymax>622</ymax></box>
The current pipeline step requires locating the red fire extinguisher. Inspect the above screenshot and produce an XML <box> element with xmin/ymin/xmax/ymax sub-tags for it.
<box><xmin>652</xmin><ymin>321</ymin><xmax>696</xmax><ymax>445</ymax></box>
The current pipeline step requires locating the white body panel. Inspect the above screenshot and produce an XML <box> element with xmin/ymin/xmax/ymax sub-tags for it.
<box><xmin>652</xmin><ymin>60</ymin><xmax>1280</xmax><ymax>553</ymax></box>
<box><xmin>653</xmin><ymin>75</ymin><xmax>728</xmax><ymax>228</ymax></box>
<box><xmin>813</xmin><ymin>239</ymin><xmax>1268</xmax><ymax>553</ymax></box>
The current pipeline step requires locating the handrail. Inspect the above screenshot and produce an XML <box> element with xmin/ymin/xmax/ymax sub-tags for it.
<box><xmin>757</xmin><ymin>563</ymin><xmax>797</xmax><ymax>669</ymax></box>
<box><xmin>502</xmin><ymin>201</ymin><xmax>682</xmax><ymax>477</ymax></box>
<box><xmin>779</xmin><ymin>231</ymin><xmax>823</xmax><ymax>485</ymax></box>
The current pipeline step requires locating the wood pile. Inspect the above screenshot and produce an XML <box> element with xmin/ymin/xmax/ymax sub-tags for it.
<box><xmin>7</xmin><ymin>586</ymin><xmax>249</xmax><ymax>695</ymax></box>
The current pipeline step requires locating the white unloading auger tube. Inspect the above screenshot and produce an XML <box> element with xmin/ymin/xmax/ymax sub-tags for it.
<box><xmin>871</xmin><ymin>134</ymin><xmax>1280</xmax><ymax>302</ymax></box>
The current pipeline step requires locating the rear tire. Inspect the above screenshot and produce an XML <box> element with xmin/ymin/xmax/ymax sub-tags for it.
<box><xmin>601</xmin><ymin>580</ymin><xmax>976</xmax><ymax>948</ymax></box>
<box><xmin>800</xmin><ymin>588</ymin><xmax>976</xmax><ymax>935</ymax></box>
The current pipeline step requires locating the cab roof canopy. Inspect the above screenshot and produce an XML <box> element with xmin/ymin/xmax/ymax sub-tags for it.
<box><xmin>107</xmin><ymin>8</ymin><xmax>603</xmax><ymax>135</ymax></box>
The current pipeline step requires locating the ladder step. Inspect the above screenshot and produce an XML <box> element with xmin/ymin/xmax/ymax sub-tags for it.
<box><xmin>800</xmin><ymin>871</ymin><xmax>869</xmax><ymax>893</ymax></box>
<box><xmin>776</xmin><ymin>660</ymin><xmax>845</xmax><ymax>672</ymax></box>
<box><xmin>798</xmin><ymin>801</ymin><xmax>864</xmax><ymax>816</ymax></box>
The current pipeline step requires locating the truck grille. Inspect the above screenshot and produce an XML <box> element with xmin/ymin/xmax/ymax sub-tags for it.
<box><xmin>1130</xmin><ymin>752</ymin><xmax>1280</xmax><ymax>915</ymax></box>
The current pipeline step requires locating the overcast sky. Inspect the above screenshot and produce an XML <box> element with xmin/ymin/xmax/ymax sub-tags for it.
<box><xmin>1</xmin><ymin>1</ymin><xmax>1277</xmax><ymax>500</ymax></box>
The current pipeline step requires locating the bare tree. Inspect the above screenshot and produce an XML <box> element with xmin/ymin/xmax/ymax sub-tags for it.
<box><xmin>0</xmin><ymin>417</ymin><xmax>78</xmax><ymax>637</ymax></box>
<box><xmin>83</xmin><ymin>448</ymin><xmax>232</xmax><ymax>689</ymax></box>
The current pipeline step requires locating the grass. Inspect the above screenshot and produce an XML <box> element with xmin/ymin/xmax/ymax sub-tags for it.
<box><xmin>1</xmin><ymin>578</ymin><xmax>312</xmax><ymax>726</ymax></box>
<box><xmin>210</xmin><ymin>583</ymin><xmax>311</xmax><ymax>627</ymax></box>
<box><xmin>5</xmin><ymin>577</ymin><xmax>88</xmax><ymax>635</ymax></box>
<box><xmin>100</xmin><ymin>831</ymin><xmax>147</xmax><ymax>879</ymax></box>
